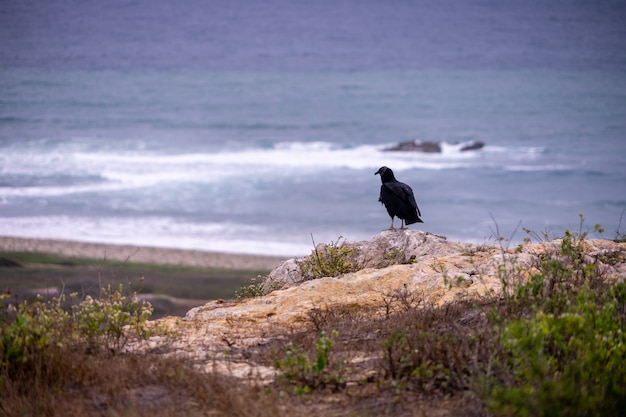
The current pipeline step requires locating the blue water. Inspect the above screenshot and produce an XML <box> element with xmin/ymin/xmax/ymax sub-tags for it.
<box><xmin>1</xmin><ymin>0</ymin><xmax>626</xmax><ymax>256</ymax></box>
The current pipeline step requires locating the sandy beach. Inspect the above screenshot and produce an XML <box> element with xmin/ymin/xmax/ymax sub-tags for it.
<box><xmin>0</xmin><ymin>236</ymin><xmax>288</xmax><ymax>271</ymax></box>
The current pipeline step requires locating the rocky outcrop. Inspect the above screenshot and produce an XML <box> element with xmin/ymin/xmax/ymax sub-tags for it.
<box><xmin>265</xmin><ymin>231</ymin><xmax>465</xmax><ymax>290</ymax></box>
<box><xmin>143</xmin><ymin>230</ymin><xmax>625</xmax><ymax>383</ymax></box>
<box><xmin>382</xmin><ymin>140</ymin><xmax>485</xmax><ymax>153</ymax></box>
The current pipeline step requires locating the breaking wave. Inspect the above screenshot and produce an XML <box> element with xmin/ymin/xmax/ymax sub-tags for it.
<box><xmin>1</xmin><ymin>215</ymin><xmax>312</xmax><ymax>256</ymax></box>
<box><xmin>0</xmin><ymin>138</ymin><xmax>549</xmax><ymax>198</ymax></box>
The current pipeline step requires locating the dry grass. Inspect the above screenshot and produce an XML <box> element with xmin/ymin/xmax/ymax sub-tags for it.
<box><xmin>2</xmin><ymin>349</ymin><xmax>279</xmax><ymax>417</ymax></box>
<box><xmin>249</xmin><ymin>298</ymin><xmax>491</xmax><ymax>416</ymax></box>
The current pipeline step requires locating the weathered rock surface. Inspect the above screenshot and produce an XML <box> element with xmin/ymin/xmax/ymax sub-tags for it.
<box><xmin>264</xmin><ymin>230</ymin><xmax>465</xmax><ymax>290</ymax></box>
<box><xmin>145</xmin><ymin>230</ymin><xmax>626</xmax><ymax>383</ymax></box>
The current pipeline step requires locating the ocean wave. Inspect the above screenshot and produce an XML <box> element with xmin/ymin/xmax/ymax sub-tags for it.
<box><xmin>0</xmin><ymin>139</ymin><xmax>553</xmax><ymax>197</ymax></box>
<box><xmin>72</xmin><ymin>140</ymin><xmax>486</xmax><ymax>171</ymax></box>
<box><xmin>504</xmin><ymin>164</ymin><xmax>572</xmax><ymax>172</ymax></box>
<box><xmin>483</xmin><ymin>145</ymin><xmax>546</xmax><ymax>155</ymax></box>
<box><xmin>0</xmin><ymin>215</ymin><xmax>311</xmax><ymax>256</ymax></box>
<box><xmin>0</xmin><ymin>181</ymin><xmax>140</xmax><ymax>197</ymax></box>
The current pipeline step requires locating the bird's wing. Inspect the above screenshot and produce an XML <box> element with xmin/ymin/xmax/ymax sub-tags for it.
<box><xmin>401</xmin><ymin>183</ymin><xmax>421</xmax><ymax>216</ymax></box>
<box><xmin>385</xmin><ymin>182</ymin><xmax>421</xmax><ymax>216</ymax></box>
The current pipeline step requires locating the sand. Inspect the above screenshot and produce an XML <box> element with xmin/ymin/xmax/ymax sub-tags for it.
<box><xmin>0</xmin><ymin>236</ymin><xmax>288</xmax><ymax>271</ymax></box>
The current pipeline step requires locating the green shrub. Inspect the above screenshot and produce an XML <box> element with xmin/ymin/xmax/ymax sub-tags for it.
<box><xmin>298</xmin><ymin>236</ymin><xmax>359</xmax><ymax>281</ymax></box>
<box><xmin>1</xmin><ymin>283</ymin><xmax>153</xmax><ymax>385</ymax></box>
<box><xmin>274</xmin><ymin>331</ymin><xmax>345</xmax><ymax>394</ymax></box>
<box><xmin>72</xmin><ymin>284</ymin><xmax>153</xmax><ymax>353</ymax></box>
<box><xmin>486</xmin><ymin>218</ymin><xmax>626</xmax><ymax>416</ymax></box>
<box><xmin>0</xmin><ymin>293</ymin><xmax>71</xmax><ymax>382</ymax></box>
<box><xmin>235</xmin><ymin>275</ymin><xmax>282</xmax><ymax>300</ymax></box>
<box><xmin>489</xmin><ymin>285</ymin><xmax>626</xmax><ymax>416</ymax></box>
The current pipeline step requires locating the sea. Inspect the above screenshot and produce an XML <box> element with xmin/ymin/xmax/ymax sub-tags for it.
<box><xmin>1</xmin><ymin>0</ymin><xmax>626</xmax><ymax>257</ymax></box>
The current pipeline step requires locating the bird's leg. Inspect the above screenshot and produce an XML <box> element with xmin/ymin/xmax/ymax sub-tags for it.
<box><xmin>387</xmin><ymin>217</ymin><xmax>396</xmax><ymax>230</ymax></box>
<box><xmin>400</xmin><ymin>219</ymin><xmax>406</xmax><ymax>229</ymax></box>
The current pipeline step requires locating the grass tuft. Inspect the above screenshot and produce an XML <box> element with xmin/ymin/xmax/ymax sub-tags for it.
<box><xmin>297</xmin><ymin>235</ymin><xmax>360</xmax><ymax>281</ymax></box>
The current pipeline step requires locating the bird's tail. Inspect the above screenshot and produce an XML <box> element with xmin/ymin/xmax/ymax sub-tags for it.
<box><xmin>405</xmin><ymin>216</ymin><xmax>424</xmax><ymax>225</ymax></box>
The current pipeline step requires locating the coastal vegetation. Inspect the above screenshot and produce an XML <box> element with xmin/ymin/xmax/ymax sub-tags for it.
<box><xmin>297</xmin><ymin>235</ymin><xmax>360</xmax><ymax>281</ymax></box>
<box><xmin>0</xmin><ymin>252</ymin><xmax>268</xmax><ymax>318</ymax></box>
<box><xmin>1</xmin><ymin>218</ymin><xmax>625</xmax><ymax>416</ymax></box>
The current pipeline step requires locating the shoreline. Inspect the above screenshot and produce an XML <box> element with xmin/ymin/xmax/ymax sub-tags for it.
<box><xmin>0</xmin><ymin>236</ymin><xmax>288</xmax><ymax>271</ymax></box>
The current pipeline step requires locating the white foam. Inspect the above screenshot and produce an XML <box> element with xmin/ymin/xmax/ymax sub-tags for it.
<box><xmin>504</xmin><ymin>164</ymin><xmax>571</xmax><ymax>172</ymax></box>
<box><xmin>0</xmin><ymin>215</ymin><xmax>311</xmax><ymax>256</ymax></box>
<box><xmin>0</xmin><ymin>183</ymin><xmax>128</xmax><ymax>197</ymax></box>
<box><xmin>0</xmin><ymin>139</ymin><xmax>552</xmax><ymax>198</ymax></box>
<box><xmin>71</xmin><ymin>140</ymin><xmax>485</xmax><ymax>171</ymax></box>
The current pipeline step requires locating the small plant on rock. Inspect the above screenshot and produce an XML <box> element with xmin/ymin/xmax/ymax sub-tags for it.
<box><xmin>235</xmin><ymin>275</ymin><xmax>282</xmax><ymax>300</ymax></box>
<box><xmin>298</xmin><ymin>235</ymin><xmax>359</xmax><ymax>281</ymax></box>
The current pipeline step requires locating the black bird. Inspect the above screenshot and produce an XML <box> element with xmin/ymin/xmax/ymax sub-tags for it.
<box><xmin>375</xmin><ymin>166</ymin><xmax>423</xmax><ymax>229</ymax></box>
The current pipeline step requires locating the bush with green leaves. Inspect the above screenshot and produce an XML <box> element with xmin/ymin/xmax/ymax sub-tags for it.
<box><xmin>72</xmin><ymin>284</ymin><xmax>153</xmax><ymax>352</ymax></box>
<box><xmin>1</xmin><ymin>283</ymin><xmax>153</xmax><ymax>384</ymax></box>
<box><xmin>488</xmin><ymin>283</ymin><xmax>626</xmax><ymax>417</ymax></box>
<box><xmin>274</xmin><ymin>331</ymin><xmax>345</xmax><ymax>394</ymax></box>
<box><xmin>0</xmin><ymin>293</ymin><xmax>71</xmax><ymax>381</ymax></box>
<box><xmin>486</xmin><ymin>218</ymin><xmax>626</xmax><ymax>416</ymax></box>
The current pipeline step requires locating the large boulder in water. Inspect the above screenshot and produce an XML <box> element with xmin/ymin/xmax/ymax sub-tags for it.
<box><xmin>383</xmin><ymin>140</ymin><xmax>484</xmax><ymax>153</ymax></box>
<box><xmin>459</xmin><ymin>140</ymin><xmax>485</xmax><ymax>151</ymax></box>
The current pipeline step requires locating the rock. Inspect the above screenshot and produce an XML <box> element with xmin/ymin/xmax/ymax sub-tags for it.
<box><xmin>353</xmin><ymin>230</ymin><xmax>460</xmax><ymax>269</ymax></box>
<box><xmin>263</xmin><ymin>258</ymin><xmax>302</xmax><ymax>291</ymax></box>
<box><xmin>459</xmin><ymin>140</ymin><xmax>485</xmax><ymax>151</ymax></box>
<box><xmin>382</xmin><ymin>140</ymin><xmax>484</xmax><ymax>153</ymax></box>
<box><xmin>267</xmin><ymin>230</ymin><xmax>463</xmax><ymax>290</ymax></box>
<box><xmin>383</xmin><ymin>140</ymin><xmax>442</xmax><ymax>153</ymax></box>
<box><xmin>138</xmin><ymin>231</ymin><xmax>626</xmax><ymax>386</ymax></box>
<box><xmin>181</xmin><ymin>232</ymin><xmax>626</xmax><ymax>331</ymax></box>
